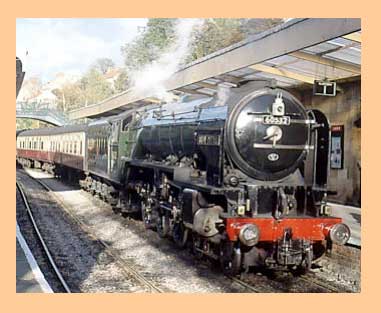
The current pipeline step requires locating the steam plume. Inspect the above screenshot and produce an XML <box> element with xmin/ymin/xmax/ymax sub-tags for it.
<box><xmin>129</xmin><ymin>19</ymin><xmax>204</xmax><ymax>103</ymax></box>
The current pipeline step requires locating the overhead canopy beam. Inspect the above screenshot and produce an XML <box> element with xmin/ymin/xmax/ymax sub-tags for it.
<box><xmin>343</xmin><ymin>32</ymin><xmax>361</xmax><ymax>43</ymax></box>
<box><xmin>69</xmin><ymin>18</ymin><xmax>361</xmax><ymax>120</ymax></box>
<box><xmin>144</xmin><ymin>97</ymin><xmax>162</xmax><ymax>103</ymax></box>
<box><xmin>289</xmin><ymin>51</ymin><xmax>361</xmax><ymax>74</ymax></box>
<box><xmin>177</xmin><ymin>87</ymin><xmax>212</xmax><ymax>95</ymax></box>
<box><xmin>250</xmin><ymin>64</ymin><xmax>315</xmax><ymax>84</ymax></box>
<box><xmin>195</xmin><ymin>81</ymin><xmax>219</xmax><ymax>89</ymax></box>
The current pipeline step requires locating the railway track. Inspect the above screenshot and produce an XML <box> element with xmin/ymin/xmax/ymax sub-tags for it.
<box><xmin>19</xmin><ymin>168</ymin><xmax>359</xmax><ymax>293</ymax></box>
<box><xmin>235</xmin><ymin>271</ymin><xmax>343</xmax><ymax>293</ymax></box>
<box><xmin>299</xmin><ymin>274</ymin><xmax>340</xmax><ymax>292</ymax></box>
<box><xmin>229</xmin><ymin>276</ymin><xmax>269</xmax><ymax>293</ymax></box>
<box><xmin>20</xmin><ymin>171</ymin><xmax>164</xmax><ymax>293</ymax></box>
<box><xmin>16</xmin><ymin>181</ymin><xmax>71</xmax><ymax>293</ymax></box>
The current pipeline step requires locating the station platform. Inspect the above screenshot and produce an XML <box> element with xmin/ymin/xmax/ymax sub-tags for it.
<box><xmin>329</xmin><ymin>203</ymin><xmax>361</xmax><ymax>247</ymax></box>
<box><xmin>16</xmin><ymin>224</ymin><xmax>53</xmax><ymax>293</ymax></box>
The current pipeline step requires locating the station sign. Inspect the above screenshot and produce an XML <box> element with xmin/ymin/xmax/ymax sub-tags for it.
<box><xmin>330</xmin><ymin>125</ymin><xmax>344</xmax><ymax>169</ymax></box>
<box><xmin>313</xmin><ymin>80</ymin><xmax>337</xmax><ymax>97</ymax></box>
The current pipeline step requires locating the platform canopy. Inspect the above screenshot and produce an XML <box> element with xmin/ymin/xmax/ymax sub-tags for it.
<box><xmin>69</xmin><ymin>18</ymin><xmax>361</xmax><ymax>120</ymax></box>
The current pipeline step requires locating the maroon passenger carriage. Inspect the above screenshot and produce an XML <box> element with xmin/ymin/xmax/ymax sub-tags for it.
<box><xmin>16</xmin><ymin>125</ymin><xmax>87</xmax><ymax>177</ymax></box>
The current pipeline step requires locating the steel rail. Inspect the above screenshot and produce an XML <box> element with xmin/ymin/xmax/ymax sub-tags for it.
<box><xmin>229</xmin><ymin>276</ymin><xmax>264</xmax><ymax>293</ymax></box>
<box><xmin>23</xmin><ymin>171</ymin><xmax>164</xmax><ymax>293</ymax></box>
<box><xmin>233</xmin><ymin>274</ymin><xmax>340</xmax><ymax>293</ymax></box>
<box><xmin>16</xmin><ymin>181</ymin><xmax>72</xmax><ymax>293</ymax></box>
<box><xmin>299</xmin><ymin>274</ymin><xmax>341</xmax><ymax>293</ymax></box>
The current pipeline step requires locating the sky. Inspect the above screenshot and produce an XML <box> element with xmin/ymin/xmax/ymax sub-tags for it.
<box><xmin>16</xmin><ymin>18</ymin><xmax>148</xmax><ymax>83</ymax></box>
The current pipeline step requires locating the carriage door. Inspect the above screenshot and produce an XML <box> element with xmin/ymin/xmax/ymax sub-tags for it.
<box><xmin>108</xmin><ymin>120</ymin><xmax>120</xmax><ymax>177</ymax></box>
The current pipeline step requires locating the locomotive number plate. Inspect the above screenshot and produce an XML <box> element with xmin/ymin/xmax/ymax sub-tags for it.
<box><xmin>263</xmin><ymin>115</ymin><xmax>290</xmax><ymax>125</ymax></box>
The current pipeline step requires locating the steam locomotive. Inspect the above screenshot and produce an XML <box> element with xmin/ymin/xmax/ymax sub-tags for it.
<box><xmin>16</xmin><ymin>80</ymin><xmax>350</xmax><ymax>275</ymax></box>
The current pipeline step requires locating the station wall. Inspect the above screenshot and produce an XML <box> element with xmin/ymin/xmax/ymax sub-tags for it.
<box><xmin>296</xmin><ymin>80</ymin><xmax>361</xmax><ymax>206</ymax></box>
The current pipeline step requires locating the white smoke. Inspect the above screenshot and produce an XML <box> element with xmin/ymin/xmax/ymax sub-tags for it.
<box><xmin>129</xmin><ymin>18</ymin><xmax>205</xmax><ymax>103</ymax></box>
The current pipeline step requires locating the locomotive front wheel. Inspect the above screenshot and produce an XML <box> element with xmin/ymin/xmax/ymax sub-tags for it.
<box><xmin>220</xmin><ymin>241</ymin><xmax>242</xmax><ymax>276</ymax></box>
<box><xmin>173</xmin><ymin>222</ymin><xmax>189</xmax><ymax>248</ymax></box>
<box><xmin>192</xmin><ymin>236</ymin><xmax>204</xmax><ymax>260</ymax></box>
<box><xmin>141</xmin><ymin>202</ymin><xmax>154</xmax><ymax>229</ymax></box>
<box><xmin>156</xmin><ymin>215</ymin><xmax>170</xmax><ymax>238</ymax></box>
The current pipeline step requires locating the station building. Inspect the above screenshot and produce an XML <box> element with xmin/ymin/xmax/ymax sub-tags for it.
<box><xmin>296</xmin><ymin>79</ymin><xmax>361</xmax><ymax>206</ymax></box>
